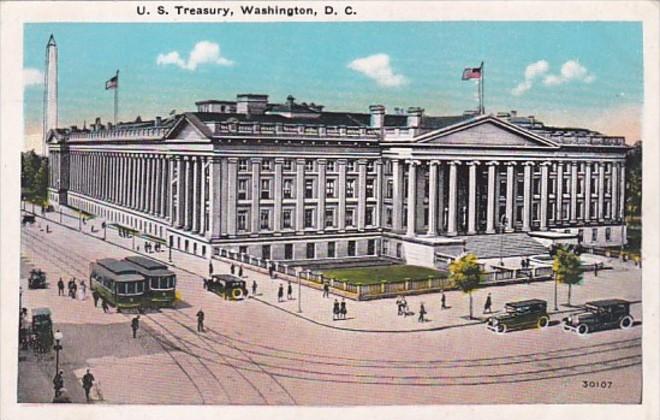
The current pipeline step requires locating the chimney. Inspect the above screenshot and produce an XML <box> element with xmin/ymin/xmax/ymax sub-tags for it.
<box><xmin>528</xmin><ymin>115</ymin><xmax>535</xmax><ymax>126</ymax></box>
<box><xmin>369</xmin><ymin>105</ymin><xmax>385</xmax><ymax>128</ymax></box>
<box><xmin>510</xmin><ymin>110</ymin><xmax>517</xmax><ymax>117</ymax></box>
<box><xmin>236</xmin><ymin>94</ymin><xmax>268</xmax><ymax>115</ymax></box>
<box><xmin>107</xmin><ymin>122</ymin><xmax>113</xmax><ymax>130</ymax></box>
<box><xmin>407</xmin><ymin>107</ymin><xmax>424</xmax><ymax>128</ymax></box>
<box><xmin>155</xmin><ymin>116</ymin><xmax>162</xmax><ymax>127</ymax></box>
<box><xmin>94</xmin><ymin>117</ymin><xmax>102</xmax><ymax>131</ymax></box>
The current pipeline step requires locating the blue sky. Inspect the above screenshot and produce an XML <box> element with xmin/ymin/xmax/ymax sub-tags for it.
<box><xmin>24</xmin><ymin>22</ymin><xmax>643</xmax><ymax>150</ymax></box>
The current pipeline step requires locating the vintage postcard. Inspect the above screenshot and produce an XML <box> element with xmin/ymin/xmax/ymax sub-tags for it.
<box><xmin>1</xmin><ymin>1</ymin><xmax>658</xmax><ymax>420</ymax></box>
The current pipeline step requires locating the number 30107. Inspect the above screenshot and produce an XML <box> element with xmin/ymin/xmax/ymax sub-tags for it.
<box><xmin>582</xmin><ymin>381</ymin><xmax>612</xmax><ymax>388</ymax></box>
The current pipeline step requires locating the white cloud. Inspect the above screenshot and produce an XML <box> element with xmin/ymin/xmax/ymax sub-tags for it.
<box><xmin>511</xmin><ymin>60</ymin><xmax>549</xmax><ymax>96</ymax></box>
<box><xmin>347</xmin><ymin>53</ymin><xmax>407</xmax><ymax>87</ymax></box>
<box><xmin>542</xmin><ymin>59</ymin><xmax>595</xmax><ymax>86</ymax></box>
<box><xmin>157</xmin><ymin>41</ymin><xmax>234</xmax><ymax>71</ymax></box>
<box><xmin>24</xmin><ymin>68</ymin><xmax>43</xmax><ymax>88</ymax></box>
<box><xmin>512</xmin><ymin>59</ymin><xmax>595</xmax><ymax>96</ymax></box>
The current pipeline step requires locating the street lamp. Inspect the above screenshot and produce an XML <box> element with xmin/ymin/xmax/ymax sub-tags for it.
<box><xmin>298</xmin><ymin>271</ymin><xmax>305</xmax><ymax>313</ymax></box>
<box><xmin>53</xmin><ymin>330</ymin><xmax>63</xmax><ymax>374</ymax></box>
<box><xmin>553</xmin><ymin>271</ymin><xmax>559</xmax><ymax>311</ymax></box>
<box><xmin>59</xmin><ymin>207</ymin><xmax>62</xmax><ymax>223</ymax></box>
<box><xmin>19</xmin><ymin>286</ymin><xmax>23</xmax><ymax>314</ymax></box>
<box><xmin>102</xmin><ymin>222</ymin><xmax>107</xmax><ymax>241</ymax></box>
<box><xmin>499</xmin><ymin>215</ymin><xmax>508</xmax><ymax>266</ymax></box>
<box><xmin>78</xmin><ymin>211</ymin><xmax>82</xmax><ymax>231</ymax></box>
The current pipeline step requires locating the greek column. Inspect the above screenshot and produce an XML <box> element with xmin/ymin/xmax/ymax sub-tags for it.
<box><xmin>505</xmin><ymin>162</ymin><xmax>515</xmax><ymax>232</ymax></box>
<box><xmin>611</xmin><ymin>161</ymin><xmax>619</xmax><ymax>221</ymax></box>
<box><xmin>467</xmin><ymin>161</ymin><xmax>479</xmax><ymax>235</ymax></box>
<box><xmin>584</xmin><ymin>162</ymin><xmax>592</xmax><ymax>221</ymax></box>
<box><xmin>273</xmin><ymin>158</ymin><xmax>283</xmax><ymax>232</ymax></box>
<box><xmin>375</xmin><ymin>161</ymin><xmax>383</xmax><ymax>229</ymax></box>
<box><xmin>427</xmin><ymin>161</ymin><xmax>438</xmax><ymax>236</ymax></box>
<box><xmin>337</xmin><ymin>159</ymin><xmax>347</xmax><ymax>231</ymax></box>
<box><xmin>192</xmin><ymin>156</ymin><xmax>200</xmax><ymax>232</ymax></box>
<box><xmin>447</xmin><ymin>161</ymin><xmax>459</xmax><ymax>236</ymax></box>
<box><xmin>317</xmin><ymin>159</ymin><xmax>327</xmax><ymax>232</ymax></box>
<box><xmin>522</xmin><ymin>162</ymin><xmax>533</xmax><ymax>232</ymax></box>
<box><xmin>540</xmin><ymin>162</ymin><xmax>550</xmax><ymax>231</ymax></box>
<box><xmin>618</xmin><ymin>163</ymin><xmax>625</xmax><ymax>220</ymax></box>
<box><xmin>570</xmin><ymin>162</ymin><xmax>578</xmax><ymax>223</ymax></box>
<box><xmin>391</xmin><ymin>159</ymin><xmax>403</xmax><ymax>232</ymax></box>
<box><xmin>295</xmin><ymin>158</ymin><xmax>305</xmax><ymax>233</ymax></box>
<box><xmin>208</xmin><ymin>157</ymin><xmax>222</xmax><ymax>238</ymax></box>
<box><xmin>555</xmin><ymin>162</ymin><xmax>564</xmax><ymax>222</ymax></box>
<box><xmin>357</xmin><ymin>159</ymin><xmax>367</xmax><ymax>231</ymax></box>
<box><xmin>486</xmin><ymin>161</ymin><xmax>497</xmax><ymax>233</ymax></box>
<box><xmin>250</xmin><ymin>158</ymin><xmax>262</xmax><ymax>233</ymax></box>
<box><xmin>598</xmin><ymin>162</ymin><xmax>605</xmax><ymax>221</ymax></box>
<box><xmin>406</xmin><ymin>160</ymin><xmax>417</xmax><ymax>237</ymax></box>
<box><xmin>226</xmin><ymin>158</ymin><xmax>238</xmax><ymax>236</ymax></box>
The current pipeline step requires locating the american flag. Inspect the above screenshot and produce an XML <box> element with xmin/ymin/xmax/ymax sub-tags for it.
<box><xmin>462</xmin><ymin>66</ymin><xmax>482</xmax><ymax>80</ymax></box>
<box><xmin>105</xmin><ymin>72</ymin><xmax>118</xmax><ymax>90</ymax></box>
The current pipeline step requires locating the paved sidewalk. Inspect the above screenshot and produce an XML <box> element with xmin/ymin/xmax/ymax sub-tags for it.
<box><xmin>29</xmin><ymin>204</ymin><xmax>643</xmax><ymax>333</ymax></box>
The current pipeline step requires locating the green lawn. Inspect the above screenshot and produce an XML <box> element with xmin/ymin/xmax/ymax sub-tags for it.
<box><xmin>320</xmin><ymin>265</ymin><xmax>447</xmax><ymax>285</ymax></box>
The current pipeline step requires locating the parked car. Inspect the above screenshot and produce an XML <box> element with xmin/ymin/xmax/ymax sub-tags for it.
<box><xmin>28</xmin><ymin>269</ymin><xmax>47</xmax><ymax>289</ymax></box>
<box><xmin>486</xmin><ymin>299</ymin><xmax>550</xmax><ymax>333</ymax></box>
<box><xmin>21</xmin><ymin>214</ymin><xmax>36</xmax><ymax>225</ymax></box>
<box><xmin>562</xmin><ymin>299</ymin><xmax>634</xmax><ymax>335</ymax></box>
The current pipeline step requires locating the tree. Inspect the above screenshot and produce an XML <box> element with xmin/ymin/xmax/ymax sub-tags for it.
<box><xmin>449</xmin><ymin>253</ymin><xmax>483</xmax><ymax>319</ymax></box>
<box><xmin>33</xmin><ymin>159</ymin><xmax>49</xmax><ymax>204</ymax></box>
<box><xmin>625</xmin><ymin>141</ymin><xmax>641</xmax><ymax>219</ymax></box>
<box><xmin>552</xmin><ymin>247</ymin><xmax>583</xmax><ymax>306</ymax></box>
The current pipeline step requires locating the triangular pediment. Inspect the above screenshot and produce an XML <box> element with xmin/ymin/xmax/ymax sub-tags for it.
<box><xmin>416</xmin><ymin>116</ymin><xmax>559</xmax><ymax>149</ymax></box>
<box><xmin>165</xmin><ymin>113</ymin><xmax>213</xmax><ymax>141</ymax></box>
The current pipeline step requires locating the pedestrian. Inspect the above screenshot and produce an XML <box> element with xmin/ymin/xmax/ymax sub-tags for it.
<box><xmin>92</xmin><ymin>290</ymin><xmax>99</xmax><ymax>307</ymax></box>
<box><xmin>252</xmin><ymin>280</ymin><xmax>257</xmax><ymax>296</ymax></box>
<box><xmin>287</xmin><ymin>281</ymin><xmax>293</xmax><ymax>300</ymax></box>
<box><xmin>230</xmin><ymin>264</ymin><xmax>235</xmax><ymax>275</ymax></box>
<box><xmin>332</xmin><ymin>299</ymin><xmax>340</xmax><ymax>321</ymax></box>
<box><xmin>340</xmin><ymin>298</ymin><xmax>347</xmax><ymax>320</ymax></box>
<box><xmin>70</xmin><ymin>281</ymin><xmax>78</xmax><ymax>300</ymax></box>
<box><xmin>277</xmin><ymin>284</ymin><xmax>284</xmax><ymax>302</ymax></box>
<box><xmin>53</xmin><ymin>370</ymin><xmax>64</xmax><ymax>395</ymax></box>
<box><xmin>238</xmin><ymin>265</ymin><xmax>244</xmax><ymax>278</ymax></box>
<box><xmin>594</xmin><ymin>262</ymin><xmax>599</xmax><ymax>277</ymax></box>
<box><xmin>131</xmin><ymin>315</ymin><xmax>140</xmax><ymax>338</ymax></box>
<box><xmin>203</xmin><ymin>278</ymin><xmax>208</xmax><ymax>290</ymax></box>
<box><xmin>82</xmin><ymin>369</ymin><xmax>95</xmax><ymax>403</ymax></box>
<box><xmin>101</xmin><ymin>299</ymin><xmax>109</xmax><ymax>313</ymax></box>
<box><xmin>196</xmin><ymin>309</ymin><xmax>205</xmax><ymax>332</ymax></box>
<box><xmin>396</xmin><ymin>295</ymin><xmax>404</xmax><ymax>315</ymax></box>
<box><xmin>67</xmin><ymin>279</ymin><xmax>73</xmax><ymax>297</ymax></box>
<box><xmin>268</xmin><ymin>264</ymin><xmax>274</xmax><ymax>279</ymax></box>
<box><xmin>402</xmin><ymin>297</ymin><xmax>410</xmax><ymax>317</ymax></box>
<box><xmin>46</xmin><ymin>224</ymin><xmax>50</xmax><ymax>233</ymax></box>
<box><xmin>441</xmin><ymin>291</ymin><xmax>447</xmax><ymax>309</ymax></box>
<box><xmin>418</xmin><ymin>302</ymin><xmax>427</xmax><ymax>323</ymax></box>
<box><xmin>80</xmin><ymin>280</ymin><xmax>87</xmax><ymax>300</ymax></box>
<box><xmin>57</xmin><ymin>278</ymin><xmax>65</xmax><ymax>296</ymax></box>
<box><xmin>484</xmin><ymin>293</ymin><xmax>492</xmax><ymax>314</ymax></box>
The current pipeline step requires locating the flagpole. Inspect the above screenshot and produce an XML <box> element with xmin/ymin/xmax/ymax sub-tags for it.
<box><xmin>114</xmin><ymin>70</ymin><xmax>119</xmax><ymax>124</ymax></box>
<box><xmin>480</xmin><ymin>62</ymin><xmax>485</xmax><ymax>114</ymax></box>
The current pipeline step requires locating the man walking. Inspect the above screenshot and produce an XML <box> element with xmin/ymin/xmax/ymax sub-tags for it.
<box><xmin>277</xmin><ymin>284</ymin><xmax>284</xmax><ymax>302</ymax></box>
<box><xmin>323</xmin><ymin>282</ymin><xmax>330</xmax><ymax>298</ymax></box>
<box><xmin>57</xmin><ymin>278</ymin><xmax>65</xmax><ymax>296</ymax></box>
<box><xmin>53</xmin><ymin>370</ymin><xmax>64</xmax><ymax>396</ymax></box>
<box><xmin>484</xmin><ymin>293</ymin><xmax>493</xmax><ymax>314</ymax></box>
<box><xmin>332</xmin><ymin>299</ymin><xmax>340</xmax><ymax>321</ymax></box>
<box><xmin>82</xmin><ymin>369</ymin><xmax>95</xmax><ymax>403</ymax></box>
<box><xmin>101</xmin><ymin>298</ymin><xmax>109</xmax><ymax>313</ymax></box>
<box><xmin>418</xmin><ymin>302</ymin><xmax>427</xmax><ymax>323</ymax></box>
<box><xmin>441</xmin><ymin>291</ymin><xmax>447</xmax><ymax>309</ymax></box>
<box><xmin>287</xmin><ymin>281</ymin><xmax>293</xmax><ymax>300</ymax></box>
<box><xmin>131</xmin><ymin>315</ymin><xmax>140</xmax><ymax>338</ymax></box>
<box><xmin>252</xmin><ymin>280</ymin><xmax>257</xmax><ymax>296</ymax></box>
<box><xmin>238</xmin><ymin>265</ymin><xmax>244</xmax><ymax>278</ymax></box>
<box><xmin>196</xmin><ymin>309</ymin><xmax>205</xmax><ymax>333</ymax></box>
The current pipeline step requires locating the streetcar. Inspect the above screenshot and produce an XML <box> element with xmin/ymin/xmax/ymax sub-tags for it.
<box><xmin>208</xmin><ymin>274</ymin><xmax>248</xmax><ymax>300</ymax></box>
<box><xmin>123</xmin><ymin>256</ymin><xmax>177</xmax><ymax>308</ymax></box>
<box><xmin>89</xmin><ymin>258</ymin><xmax>146</xmax><ymax>312</ymax></box>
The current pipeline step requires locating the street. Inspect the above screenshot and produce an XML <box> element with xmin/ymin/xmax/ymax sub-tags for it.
<box><xmin>18</xmin><ymin>212</ymin><xmax>642</xmax><ymax>405</ymax></box>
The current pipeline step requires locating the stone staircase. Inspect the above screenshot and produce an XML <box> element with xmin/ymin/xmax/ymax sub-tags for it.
<box><xmin>456</xmin><ymin>233</ymin><xmax>549</xmax><ymax>259</ymax></box>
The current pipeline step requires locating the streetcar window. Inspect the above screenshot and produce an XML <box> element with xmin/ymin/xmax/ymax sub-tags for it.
<box><xmin>136</xmin><ymin>282</ymin><xmax>144</xmax><ymax>293</ymax></box>
<box><xmin>151</xmin><ymin>278</ymin><xmax>159</xmax><ymax>289</ymax></box>
<box><xmin>116</xmin><ymin>283</ymin><xmax>127</xmax><ymax>294</ymax></box>
<box><xmin>127</xmin><ymin>282</ymin><xmax>136</xmax><ymax>294</ymax></box>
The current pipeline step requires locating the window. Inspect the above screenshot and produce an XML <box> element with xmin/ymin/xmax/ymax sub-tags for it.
<box><xmin>283</xmin><ymin>179</ymin><xmax>293</xmax><ymax>199</ymax></box>
<box><xmin>348</xmin><ymin>240</ymin><xmax>356</xmax><ymax>256</ymax></box>
<box><xmin>386</xmin><ymin>208</ymin><xmax>393</xmax><ymax>225</ymax></box>
<box><xmin>396</xmin><ymin>243</ymin><xmax>402</xmax><ymax>258</ymax></box>
<box><xmin>346</xmin><ymin>179</ymin><xmax>356</xmax><ymax>198</ymax></box>
<box><xmin>237</xmin><ymin>210</ymin><xmax>248</xmax><ymax>231</ymax></box>
<box><xmin>500</xmin><ymin>179</ymin><xmax>507</xmax><ymax>197</ymax></box>
<box><xmin>382</xmin><ymin>240</ymin><xmax>389</xmax><ymax>255</ymax></box>
<box><xmin>260</xmin><ymin>209</ymin><xmax>270</xmax><ymax>230</ymax></box>
<box><xmin>282</xmin><ymin>209</ymin><xmax>293</xmax><ymax>229</ymax></box>
<box><xmin>386</xmin><ymin>180</ymin><xmax>393</xmax><ymax>199</ymax></box>
<box><xmin>305</xmin><ymin>159</ymin><xmax>315</xmax><ymax>171</ymax></box>
<box><xmin>366</xmin><ymin>179</ymin><xmax>375</xmax><ymax>198</ymax></box>
<box><xmin>366</xmin><ymin>161</ymin><xmax>374</xmax><ymax>172</ymax></box>
<box><xmin>367</xmin><ymin>239</ymin><xmax>376</xmax><ymax>255</ymax></box>
<box><xmin>262</xmin><ymin>159</ymin><xmax>272</xmax><ymax>171</ymax></box>
<box><xmin>238</xmin><ymin>179</ymin><xmax>249</xmax><ymax>200</ymax></box>
<box><xmin>577</xmin><ymin>179</ymin><xmax>584</xmax><ymax>195</ymax></box>
<box><xmin>592</xmin><ymin>228</ymin><xmax>598</xmax><ymax>242</ymax></box>
<box><xmin>346</xmin><ymin>209</ymin><xmax>355</xmax><ymax>227</ymax></box>
<box><xmin>366</xmin><ymin>207</ymin><xmax>374</xmax><ymax>226</ymax></box>
<box><xmin>262</xmin><ymin>244</ymin><xmax>271</xmax><ymax>260</ymax></box>
<box><xmin>284</xmin><ymin>244</ymin><xmax>293</xmax><ymax>260</ymax></box>
<box><xmin>517</xmin><ymin>179</ymin><xmax>525</xmax><ymax>197</ymax></box>
<box><xmin>239</xmin><ymin>245</ymin><xmax>248</xmax><ymax>255</ymax></box>
<box><xmin>605</xmin><ymin>227</ymin><xmax>611</xmax><ymax>241</ymax></box>
<box><xmin>238</xmin><ymin>159</ymin><xmax>249</xmax><ymax>171</ymax></box>
<box><xmin>304</xmin><ymin>209</ymin><xmax>314</xmax><ymax>228</ymax></box>
<box><xmin>346</xmin><ymin>161</ymin><xmax>355</xmax><ymax>172</ymax></box>
<box><xmin>306</xmin><ymin>243</ymin><xmax>315</xmax><ymax>259</ymax></box>
<box><xmin>304</xmin><ymin>179</ymin><xmax>314</xmax><ymax>199</ymax></box>
<box><xmin>533</xmin><ymin>179</ymin><xmax>540</xmax><ymax>196</ymax></box>
<box><xmin>325</xmin><ymin>209</ymin><xmax>335</xmax><ymax>228</ymax></box>
<box><xmin>283</xmin><ymin>159</ymin><xmax>293</xmax><ymax>171</ymax></box>
<box><xmin>326</xmin><ymin>179</ymin><xmax>336</xmax><ymax>198</ymax></box>
<box><xmin>327</xmin><ymin>160</ymin><xmax>336</xmax><ymax>172</ymax></box>
<box><xmin>327</xmin><ymin>241</ymin><xmax>336</xmax><ymax>258</ymax></box>
<box><xmin>261</xmin><ymin>179</ymin><xmax>271</xmax><ymax>199</ymax></box>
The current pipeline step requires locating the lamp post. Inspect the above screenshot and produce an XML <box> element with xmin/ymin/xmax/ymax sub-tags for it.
<box><xmin>78</xmin><ymin>211</ymin><xmax>82</xmax><ymax>231</ymax></box>
<box><xmin>53</xmin><ymin>329</ymin><xmax>63</xmax><ymax>374</ymax></box>
<box><xmin>59</xmin><ymin>207</ymin><xmax>62</xmax><ymax>223</ymax></box>
<box><xmin>499</xmin><ymin>215</ymin><xmax>508</xmax><ymax>266</ymax></box>
<box><xmin>19</xmin><ymin>286</ymin><xmax>23</xmax><ymax>314</ymax></box>
<box><xmin>553</xmin><ymin>271</ymin><xmax>559</xmax><ymax>311</ymax></box>
<box><xmin>298</xmin><ymin>271</ymin><xmax>305</xmax><ymax>313</ymax></box>
<box><xmin>102</xmin><ymin>222</ymin><xmax>107</xmax><ymax>241</ymax></box>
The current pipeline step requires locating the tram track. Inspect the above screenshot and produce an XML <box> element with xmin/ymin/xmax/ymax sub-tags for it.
<box><xmin>20</xmin><ymin>226</ymin><xmax>642</xmax><ymax>390</ymax></box>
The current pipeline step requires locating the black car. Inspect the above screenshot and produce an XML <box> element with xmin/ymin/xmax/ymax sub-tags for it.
<box><xmin>208</xmin><ymin>274</ymin><xmax>248</xmax><ymax>300</ymax></box>
<box><xmin>562</xmin><ymin>299</ymin><xmax>634</xmax><ymax>335</ymax></box>
<box><xmin>486</xmin><ymin>299</ymin><xmax>550</xmax><ymax>333</ymax></box>
<box><xmin>28</xmin><ymin>269</ymin><xmax>47</xmax><ymax>289</ymax></box>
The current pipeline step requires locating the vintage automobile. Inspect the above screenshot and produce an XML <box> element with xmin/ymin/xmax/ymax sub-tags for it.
<box><xmin>30</xmin><ymin>307</ymin><xmax>53</xmax><ymax>353</ymax></box>
<box><xmin>486</xmin><ymin>299</ymin><xmax>550</xmax><ymax>333</ymax></box>
<box><xmin>207</xmin><ymin>274</ymin><xmax>248</xmax><ymax>300</ymax></box>
<box><xmin>28</xmin><ymin>269</ymin><xmax>47</xmax><ymax>289</ymax></box>
<box><xmin>21</xmin><ymin>214</ymin><xmax>36</xmax><ymax>225</ymax></box>
<box><xmin>562</xmin><ymin>299</ymin><xmax>634</xmax><ymax>335</ymax></box>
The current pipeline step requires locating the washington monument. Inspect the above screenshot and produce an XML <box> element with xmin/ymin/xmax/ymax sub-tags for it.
<box><xmin>42</xmin><ymin>34</ymin><xmax>57</xmax><ymax>157</ymax></box>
